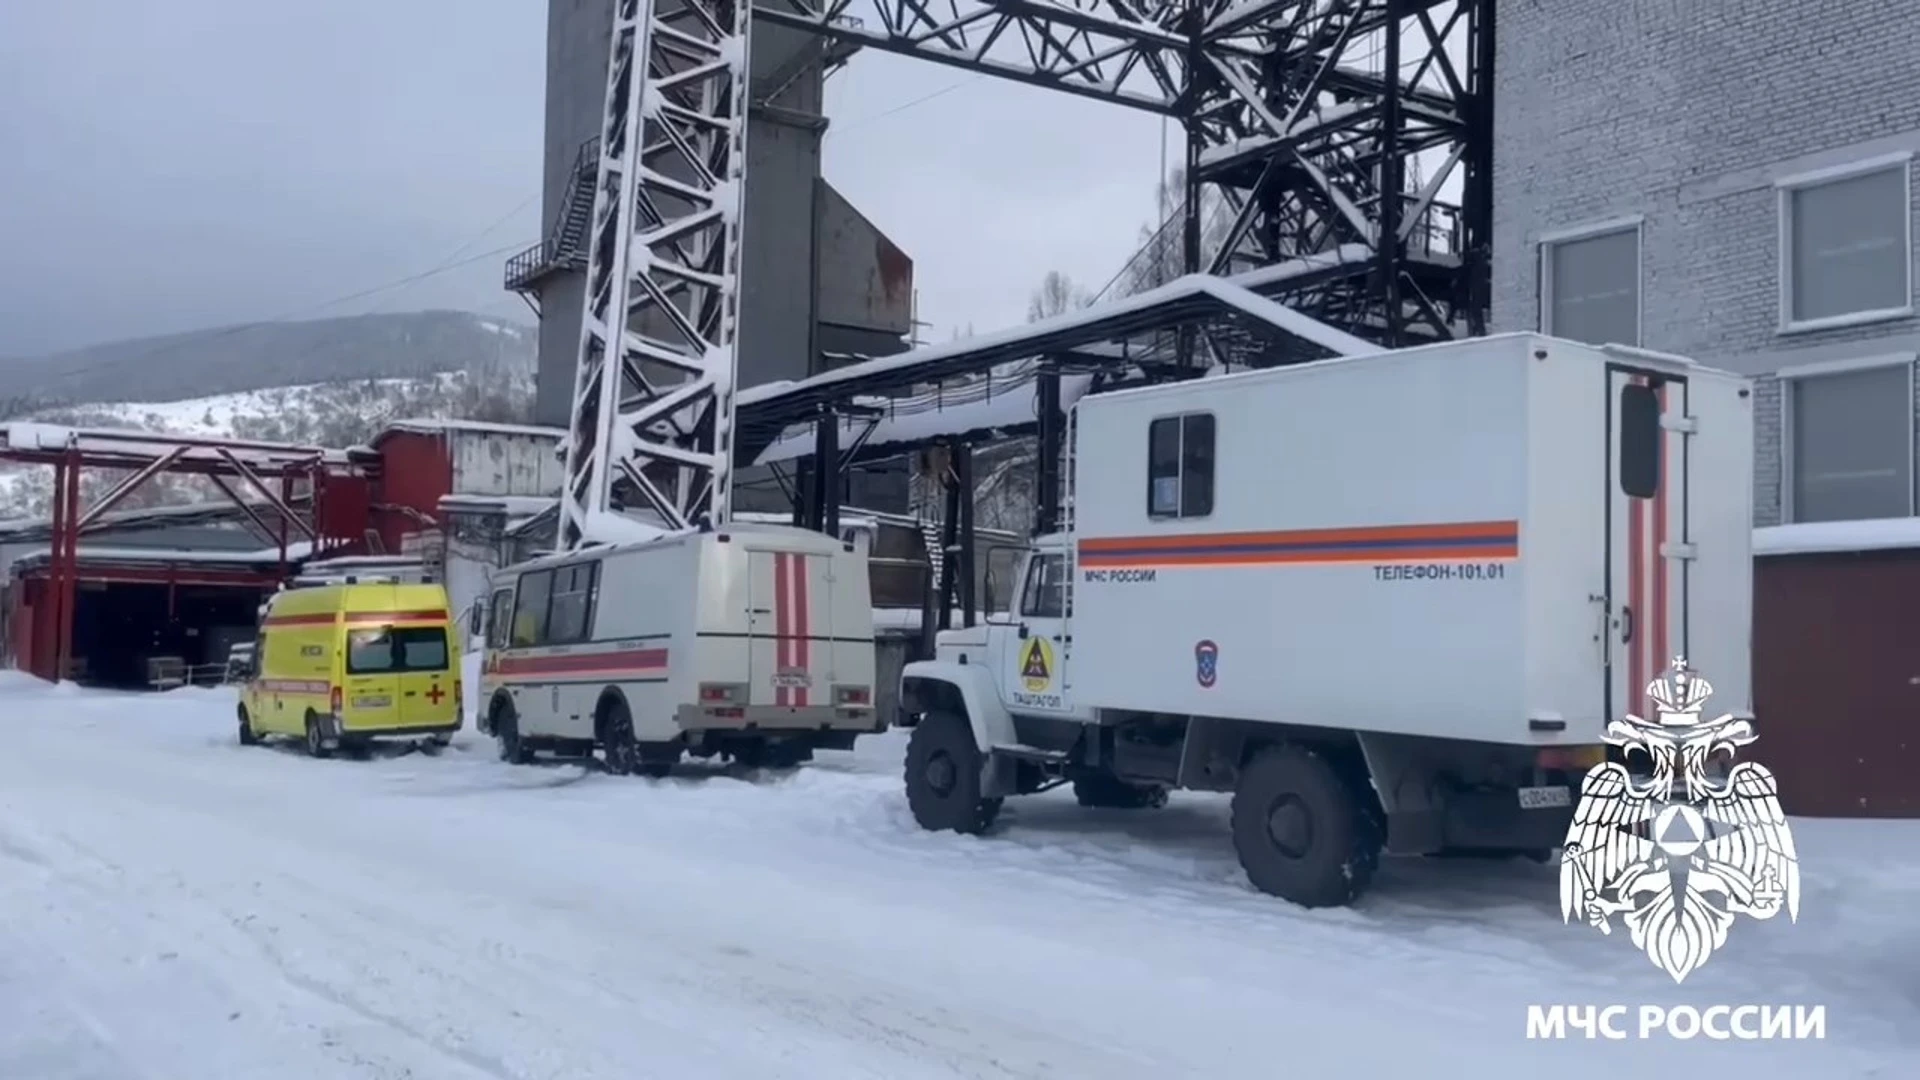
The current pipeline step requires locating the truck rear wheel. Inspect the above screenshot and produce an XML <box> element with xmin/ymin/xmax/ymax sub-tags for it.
<box><xmin>904</xmin><ymin>712</ymin><xmax>1001</xmax><ymax>834</ymax></box>
<box><xmin>1230</xmin><ymin>745</ymin><xmax>1379</xmax><ymax>908</ymax></box>
<box><xmin>237</xmin><ymin>705</ymin><xmax>260</xmax><ymax>747</ymax></box>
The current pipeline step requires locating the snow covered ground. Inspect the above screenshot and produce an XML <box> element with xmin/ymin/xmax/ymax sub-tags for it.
<box><xmin>1</xmin><ymin>675</ymin><xmax>1913</xmax><ymax>1078</ymax></box>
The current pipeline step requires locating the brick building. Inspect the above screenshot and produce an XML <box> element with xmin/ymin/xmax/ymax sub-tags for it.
<box><xmin>1489</xmin><ymin>1</ymin><xmax>1920</xmax><ymax>816</ymax></box>
<box><xmin>1492</xmin><ymin>0</ymin><xmax>1920</xmax><ymax>527</ymax></box>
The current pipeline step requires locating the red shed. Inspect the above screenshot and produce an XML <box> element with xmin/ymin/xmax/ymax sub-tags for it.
<box><xmin>1752</xmin><ymin>521</ymin><xmax>1920</xmax><ymax>818</ymax></box>
<box><xmin>367</xmin><ymin>420</ymin><xmax>566</xmax><ymax>554</ymax></box>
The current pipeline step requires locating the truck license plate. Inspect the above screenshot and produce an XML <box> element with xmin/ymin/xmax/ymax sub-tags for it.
<box><xmin>1518</xmin><ymin>785</ymin><xmax>1572</xmax><ymax>810</ymax></box>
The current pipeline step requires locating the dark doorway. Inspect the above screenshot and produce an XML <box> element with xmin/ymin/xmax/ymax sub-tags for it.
<box><xmin>71</xmin><ymin>582</ymin><xmax>269</xmax><ymax>690</ymax></box>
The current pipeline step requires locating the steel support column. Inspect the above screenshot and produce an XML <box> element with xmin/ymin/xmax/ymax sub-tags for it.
<box><xmin>1034</xmin><ymin>368</ymin><xmax>1063</xmax><ymax>536</ymax></box>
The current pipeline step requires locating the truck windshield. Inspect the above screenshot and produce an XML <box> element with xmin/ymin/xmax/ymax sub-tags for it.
<box><xmin>347</xmin><ymin>626</ymin><xmax>450</xmax><ymax>674</ymax></box>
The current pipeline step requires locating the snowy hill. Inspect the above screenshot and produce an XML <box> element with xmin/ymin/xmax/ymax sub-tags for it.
<box><xmin>0</xmin><ymin>365</ymin><xmax>536</xmax><ymax>520</ymax></box>
<box><xmin>0</xmin><ymin>310</ymin><xmax>534</xmax><ymax>415</ymax></box>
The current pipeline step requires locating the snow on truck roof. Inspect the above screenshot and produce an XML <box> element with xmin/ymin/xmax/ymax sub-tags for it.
<box><xmin>501</xmin><ymin>515</ymin><xmax>852</xmax><ymax>573</ymax></box>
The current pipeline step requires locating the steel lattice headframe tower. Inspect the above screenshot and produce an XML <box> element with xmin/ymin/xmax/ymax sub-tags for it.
<box><xmin>561</xmin><ymin>0</ymin><xmax>1489</xmax><ymax>548</ymax></box>
<box><xmin>558</xmin><ymin>0</ymin><xmax>753</xmax><ymax>547</ymax></box>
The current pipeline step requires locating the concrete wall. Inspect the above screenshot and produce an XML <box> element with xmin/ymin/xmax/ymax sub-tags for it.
<box><xmin>1493</xmin><ymin>0</ymin><xmax>1920</xmax><ymax>526</ymax></box>
<box><xmin>530</xmin><ymin>0</ymin><xmax>913</xmax><ymax>426</ymax></box>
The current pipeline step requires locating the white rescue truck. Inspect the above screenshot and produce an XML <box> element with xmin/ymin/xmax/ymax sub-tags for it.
<box><xmin>897</xmin><ymin>333</ymin><xmax>1755</xmax><ymax>907</ymax></box>
<box><xmin>477</xmin><ymin>522</ymin><xmax>882</xmax><ymax>775</ymax></box>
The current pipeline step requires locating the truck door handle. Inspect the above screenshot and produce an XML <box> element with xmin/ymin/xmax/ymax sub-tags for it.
<box><xmin>1620</xmin><ymin>605</ymin><xmax>1635</xmax><ymax>644</ymax></box>
<box><xmin>1017</xmin><ymin>625</ymin><xmax>1030</xmax><ymax>639</ymax></box>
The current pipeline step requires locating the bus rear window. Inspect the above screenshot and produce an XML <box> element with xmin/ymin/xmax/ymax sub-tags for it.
<box><xmin>347</xmin><ymin>626</ymin><xmax>450</xmax><ymax>674</ymax></box>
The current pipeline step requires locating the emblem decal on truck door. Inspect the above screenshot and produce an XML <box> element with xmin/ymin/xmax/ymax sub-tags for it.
<box><xmin>1020</xmin><ymin>638</ymin><xmax>1053</xmax><ymax>692</ymax></box>
<box><xmin>1194</xmin><ymin>639</ymin><xmax>1219</xmax><ymax>688</ymax></box>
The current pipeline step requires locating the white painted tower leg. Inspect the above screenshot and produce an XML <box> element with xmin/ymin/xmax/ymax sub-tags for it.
<box><xmin>558</xmin><ymin>0</ymin><xmax>752</xmax><ymax>547</ymax></box>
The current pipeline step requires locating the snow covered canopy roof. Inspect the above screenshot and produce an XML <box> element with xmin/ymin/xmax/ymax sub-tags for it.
<box><xmin>0</xmin><ymin>498</ymin><xmax>301</xmax><ymax>545</ymax></box>
<box><xmin>733</xmin><ymin>250</ymin><xmax>1378</xmax><ymax>460</ymax></box>
<box><xmin>375</xmin><ymin>418</ymin><xmax>566</xmax><ymax>442</ymax></box>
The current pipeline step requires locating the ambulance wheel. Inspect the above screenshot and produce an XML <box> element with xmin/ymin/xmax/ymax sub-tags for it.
<box><xmin>493</xmin><ymin>704</ymin><xmax>531</xmax><ymax>765</ymax></box>
<box><xmin>904</xmin><ymin>711</ymin><xmax>1001</xmax><ymax>835</ymax></box>
<box><xmin>1072</xmin><ymin>773</ymin><xmax>1168</xmax><ymax>809</ymax></box>
<box><xmin>1230</xmin><ymin>744</ymin><xmax>1378</xmax><ymax>908</ymax></box>
<box><xmin>236</xmin><ymin>705</ymin><xmax>260</xmax><ymax>747</ymax></box>
<box><xmin>599</xmin><ymin>700</ymin><xmax>642</xmax><ymax>777</ymax></box>
<box><xmin>303</xmin><ymin>712</ymin><xmax>333</xmax><ymax>760</ymax></box>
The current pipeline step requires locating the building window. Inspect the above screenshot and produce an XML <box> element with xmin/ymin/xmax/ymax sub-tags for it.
<box><xmin>1540</xmin><ymin>220</ymin><xmax>1641</xmax><ymax>347</ymax></box>
<box><xmin>1147</xmin><ymin>413</ymin><xmax>1215</xmax><ymax>519</ymax></box>
<box><xmin>1783</xmin><ymin>358</ymin><xmax>1915</xmax><ymax>523</ymax></box>
<box><xmin>1778</xmin><ymin>156</ymin><xmax>1912</xmax><ymax>331</ymax></box>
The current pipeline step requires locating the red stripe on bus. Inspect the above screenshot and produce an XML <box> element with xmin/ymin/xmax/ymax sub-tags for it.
<box><xmin>774</xmin><ymin>552</ymin><xmax>791</xmax><ymax>706</ymax></box>
<box><xmin>792</xmin><ymin>552</ymin><xmax>811</xmax><ymax>707</ymax></box>
<box><xmin>492</xmin><ymin>647</ymin><xmax>668</xmax><ymax>677</ymax></box>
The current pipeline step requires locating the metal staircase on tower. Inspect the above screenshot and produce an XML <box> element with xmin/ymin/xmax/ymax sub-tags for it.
<box><xmin>503</xmin><ymin>136</ymin><xmax>600</xmax><ymax>304</ymax></box>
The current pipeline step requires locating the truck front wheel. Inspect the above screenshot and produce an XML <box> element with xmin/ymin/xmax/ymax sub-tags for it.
<box><xmin>1230</xmin><ymin>745</ymin><xmax>1380</xmax><ymax>908</ymax></box>
<box><xmin>904</xmin><ymin>711</ymin><xmax>1001</xmax><ymax>835</ymax></box>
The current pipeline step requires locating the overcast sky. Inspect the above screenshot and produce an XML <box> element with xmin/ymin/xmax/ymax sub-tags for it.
<box><xmin>0</xmin><ymin>0</ymin><xmax>1169</xmax><ymax>358</ymax></box>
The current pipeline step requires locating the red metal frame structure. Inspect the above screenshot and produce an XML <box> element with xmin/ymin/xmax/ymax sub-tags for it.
<box><xmin>0</xmin><ymin>423</ymin><xmax>360</xmax><ymax>681</ymax></box>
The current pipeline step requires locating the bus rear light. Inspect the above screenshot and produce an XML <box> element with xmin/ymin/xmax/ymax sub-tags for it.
<box><xmin>700</xmin><ymin>682</ymin><xmax>745</xmax><ymax>705</ymax></box>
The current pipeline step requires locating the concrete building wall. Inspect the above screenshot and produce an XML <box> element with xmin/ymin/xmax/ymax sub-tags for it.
<box><xmin>1493</xmin><ymin>0</ymin><xmax>1920</xmax><ymax>527</ymax></box>
<box><xmin>529</xmin><ymin>0</ymin><xmax>914</xmax><ymax>428</ymax></box>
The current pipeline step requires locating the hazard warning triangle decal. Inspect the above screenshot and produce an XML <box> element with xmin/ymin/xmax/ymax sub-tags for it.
<box><xmin>1021</xmin><ymin>640</ymin><xmax>1050</xmax><ymax>680</ymax></box>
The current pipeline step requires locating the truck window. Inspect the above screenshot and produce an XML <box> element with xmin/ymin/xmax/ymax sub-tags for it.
<box><xmin>545</xmin><ymin>561</ymin><xmax>600</xmax><ymax>644</ymax></box>
<box><xmin>347</xmin><ymin>626</ymin><xmax>451</xmax><ymax>674</ymax></box>
<box><xmin>1020</xmin><ymin>554</ymin><xmax>1070</xmax><ymax>619</ymax></box>
<box><xmin>486</xmin><ymin>588</ymin><xmax>514</xmax><ymax>650</ymax></box>
<box><xmin>512</xmin><ymin>569</ymin><xmax>555</xmax><ymax>647</ymax></box>
<box><xmin>1619</xmin><ymin>382</ymin><xmax>1661</xmax><ymax>499</ymax></box>
<box><xmin>1147</xmin><ymin>412</ymin><xmax>1216</xmax><ymax>519</ymax></box>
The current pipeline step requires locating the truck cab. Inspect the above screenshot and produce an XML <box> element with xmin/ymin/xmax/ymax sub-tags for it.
<box><xmin>933</xmin><ymin>535</ymin><xmax>1092</xmax><ymax>724</ymax></box>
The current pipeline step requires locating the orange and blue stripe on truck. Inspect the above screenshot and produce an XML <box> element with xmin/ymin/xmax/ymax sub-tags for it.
<box><xmin>1077</xmin><ymin>520</ymin><xmax>1521</xmax><ymax>568</ymax></box>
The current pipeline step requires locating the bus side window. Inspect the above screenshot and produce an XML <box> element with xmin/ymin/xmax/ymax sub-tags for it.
<box><xmin>487</xmin><ymin>588</ymin><xmax>514</xmax><ymax>650</ymax></box>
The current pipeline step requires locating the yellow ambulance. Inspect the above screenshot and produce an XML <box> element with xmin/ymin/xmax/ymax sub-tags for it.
<box><xmin>238</xmin><ymin>582</ymin><xmax>462</xmax><ymax>757</ymax></box>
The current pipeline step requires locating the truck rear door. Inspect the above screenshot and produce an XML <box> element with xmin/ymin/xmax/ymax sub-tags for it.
<box><xmin>1607</xmin><ymin>365</ymin><xmax>1690</xmax><ymax>721</ymax></box>
<box><xmin>749</xmin><ymin>548</ymin><xmax>824</xmax><ymax>708</ymax></box>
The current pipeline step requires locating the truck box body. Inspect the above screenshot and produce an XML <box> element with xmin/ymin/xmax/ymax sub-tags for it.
<box><xmin>1066</xmin><ymin>333</ymin><xmax>1753</xmax><ymax>747</ymax></box>
<box><xmin>483</xmin><ymin>523</ymin><xmax>878</xmax><ymax>743</ymax></box>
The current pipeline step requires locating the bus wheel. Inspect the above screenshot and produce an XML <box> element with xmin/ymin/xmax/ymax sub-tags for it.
<box><xmin>600</xmin><ymin>700</ymin><xmax>642</xmax><ymax>777</ymax></box>
<box><xmin>494</xmin><ymin>704</ymin><xmax>531</xmax><ymax>765</ymax></box>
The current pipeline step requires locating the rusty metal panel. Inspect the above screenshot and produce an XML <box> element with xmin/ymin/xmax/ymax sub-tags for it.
<box><xmin>449</xmin><ymin>431</ymin><xmax>565</xmax><ymax>498</ymax></box>
<box><xmin>1753</xmin><ymin>550</ymin><xmax>1920</xmax><ymax>818</ymax></box>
